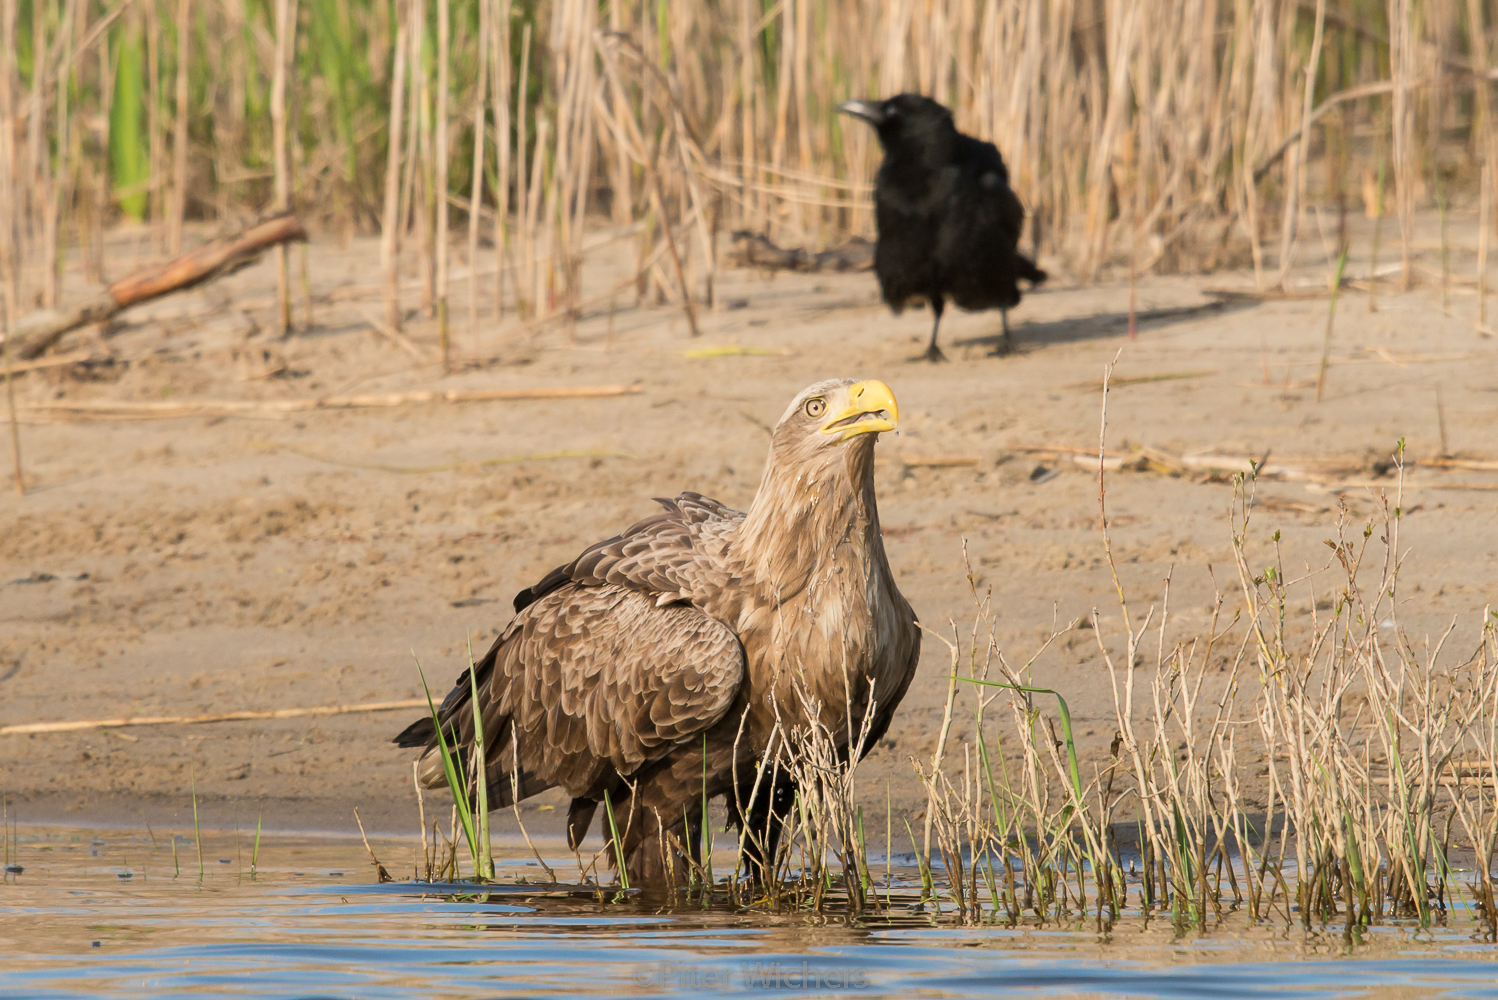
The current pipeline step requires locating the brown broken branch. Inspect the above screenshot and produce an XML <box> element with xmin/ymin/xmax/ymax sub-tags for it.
<box><xmin>1</xmin><ymin>349</ymin><xmax>95</xmax><ymax>376</ymax></box>
<box><xmin>5</xmin><ymin>214</ymin><xmax>309</xmax><ymax>361</ymax></box>
<box><xmin>900</xmin><ymin>454</ymin><xmax>980</xmax><ymax>469</ymax></box>
<box><xmin>1064</xmin><ymin>369</ymin><xmax>1219</xmax><ymax>391</ymax></box>
<box><xmin>21</xmin><ymin>383</ymin><xmax>644</xmax><ymax>421</ymax></box>
<box><xmin>0</xmin><ymin>697</ymin><xmax>427</xmax><ymax>736</ymax></box>
<box><xmin>728</xmin><ymin>231</ymin><xmax>874</xmax><ymax>273</ymax></box>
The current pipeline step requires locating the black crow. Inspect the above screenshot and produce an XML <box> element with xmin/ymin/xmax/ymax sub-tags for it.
<box><xmin>839</xmin><ymin>94</ymin><xmax>1046</xmax><ymax>362</ymax></box>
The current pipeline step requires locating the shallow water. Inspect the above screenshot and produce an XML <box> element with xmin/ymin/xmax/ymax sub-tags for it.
<box><xmin>3</xmin><ymin>827</ymin><xmax>1497</xmax><ymax>1000</ymax></box>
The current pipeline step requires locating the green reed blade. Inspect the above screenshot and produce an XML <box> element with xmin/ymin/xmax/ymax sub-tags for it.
<box><xmin>701</xmin><ymin>733</ymin><xmax>712</xmax><ymax>889</ymax></box>
<box><xmin>251</xmin><ymin>811</ymin><xmax>263</xmax><ymax>878</ymax></box>
<box><xmin>418</xmin><ymin>661</ymin><xmax>480</xmax><ymax>877</ymax></box>
<box><xmin>465</xmin><ymin>639</ymin><xmax>493</xmax><ymax>880</ymax></box>
<box><xmin>189</xmin><ymin>768</ymin><xmax>204</xmax><ymax>882</ymax></box>
<box><xmin>602</xmin><ymin>788</ymin><xmax>630</xmax><ymax>890</ymax></box>
<box><xmin>110</xmin><ymin>23</ymin><xmax>148</xmax><ymax>221</ymax></box>
<box><xmin>956</xmin><ymin>677</ymin><xmax>1083</xmax><ymax>807</ymax></box>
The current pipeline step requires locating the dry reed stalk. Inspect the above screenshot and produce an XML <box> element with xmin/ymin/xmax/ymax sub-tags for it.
<box><xmin>353</xmin><ymin>807</ymin><xmax>392</xmax><ymax>882</ymax></box>
<box><xmin>2</xmin><ymin>309</ymin><xmax>19</xmax><ymax>497</ymax></box>
<box><xmin>355</xmin><ymin>305</ymin><xmax>428</xmax><ymax>361</ymax></box>
<box><xmin>513</xmin><ymin>21</ymin><xmax>531</xmax><ymax>317</ymax></box>
<box><xmin>434</xmin><ymin>0</ymin><xmax>450</xmax><ymax>370</ymax></box>
<box><xmin>465</xmin><ymin>0</ymin><xmax>489</xmax><ymax>350</ymax></box>
<box><xmin>380</xmin><ymin>1</ymin><xmax>409</xmax><ymax>333</ymax></box>
<box><xmin>1276</xmin><ymin>0</ymin><xmax>1327</xmax><ymax>286</ymax></box>
<box><xmin>1483</xmin><ymin>162</ymin><xmax>1492</xmax><ymax>328</ymax></box>
<box><xmin>1470</xmin><ymin>0</ymin><xmax>1495</xmax><ymax>127</ymax></box>
<box><xmin>24</xmin><ymin>0</ymin><xmax>43</xmax><ymax>276</ymax></box>
<box><xmin>270</xmin><ymin>0</ymin><xmax>296</xmax><ymax>336</ymax></box>
<box><xmin>412</xmin><ymin>0</ymin><xmax>433</xmax><ymax>319</ymax></box>
<box><xmin>168</xmin><ymin>0</ymin><xmax>189</xmax><ymax>255</ymax></box>
<box><xmin>1389</xmin><ymin>0</ymin><xmax>1415</xmax><ymax>291</ymax></box>
<box><xmin>42</xmin><ymin>0</ymin><xmax>74</xmax><ymax>310</ymax></box>
<box><xmin>19</xmin><ymin>1</ymin><xmax>1498</xmax><ymax>369</ymax></box>
<box><xmin>522</xmin><ymin>115</ymin><xmax>546</xmax><ymax>317</ymax></box>
<box><xmin>91</xmin><ymin>11</ymin><xmax>114</xmax><ymax>283</ymax></box>
<box><xmin>1</xmin><ymin>0</ymin><xmax>20</xmax><ymax>319</ymax></box>
<box><xmin>144</xmin><ymin>0</ymin><xmax>162</xmax><ymax>251</ymax></box>
<box><xmin>489</xmin><ymin>0</ymin><xmax>511</xmax><ymax>324</ymax></box>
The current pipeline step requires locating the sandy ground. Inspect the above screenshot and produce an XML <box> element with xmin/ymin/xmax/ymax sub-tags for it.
<box><xmin>3</xmin><ymin>214</ymin><xmax>1496</xmax><ymax>843</ymax></box>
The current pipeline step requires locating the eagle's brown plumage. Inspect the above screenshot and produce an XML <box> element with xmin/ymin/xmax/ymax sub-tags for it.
<box><xmin>394</xmin><ymin>378</ymin><xmax>920</xmax><ymax>884</ymax></box>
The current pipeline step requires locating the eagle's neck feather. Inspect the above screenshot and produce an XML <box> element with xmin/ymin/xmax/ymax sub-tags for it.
<box><xmin>736</xmin><ymin>438</ymin><xmax>884</xmax><ymax>599</ymax></box>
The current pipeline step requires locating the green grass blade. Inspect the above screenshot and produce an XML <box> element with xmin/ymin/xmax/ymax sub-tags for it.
<box><xmin>955</xmin><ymin>677</ymin><xmax>1084</xmax><ymax>805</ymax></box>
<box><xmin>465</xmin><ymin>639</ymin><xmax>493</xmax><ymax>880</ymax></box>
<box><xmin>602</xmin><ymin>788</ymin><xmax>630</xmax><ymax>890</ymax></box>
<box><xmin>251</xmin><ymin>811</ymin><xmax>263</xmax><ymax>878</ymax></box>
<box><xmin>418</xmin><ymin>661</ymin><xmax>480</xmax><ymax>877</ymax></box>
<box><xmin>190</xmin><ymin>768</ymin><xmax>203</xmax><ymax>882</ymax></box>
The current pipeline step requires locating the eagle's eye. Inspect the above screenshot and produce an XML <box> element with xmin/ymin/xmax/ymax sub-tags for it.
<box><xmin>804</xmin><ymin>398</ymin><xmax>827</xmax><ymax>418</ymax></box>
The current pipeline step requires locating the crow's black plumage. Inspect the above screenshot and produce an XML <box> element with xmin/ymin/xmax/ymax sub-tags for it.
<box><xmin>840</xmin><ymin>94</ymin><xmax>1046</xmax><ymax>362</ymax></box>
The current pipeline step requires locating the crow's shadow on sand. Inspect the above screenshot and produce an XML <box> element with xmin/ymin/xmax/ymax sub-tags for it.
<box><xmin>950</xmin><ymin>296</ymin><xmax>1260</xmax><ymax>354</ymax></box>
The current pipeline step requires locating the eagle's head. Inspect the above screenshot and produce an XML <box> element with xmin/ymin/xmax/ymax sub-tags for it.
<box><xmin>760</xmin><ymin>378</ymin><xmax>899</xmax><ymax>498</ymax></box>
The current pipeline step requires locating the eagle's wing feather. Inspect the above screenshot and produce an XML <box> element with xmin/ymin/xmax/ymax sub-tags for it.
<box><xmin>436</xmin><ymin>584</ymin><xmax>744</xmax><ymax>801</ymax></box>
<box><xmin>513</xmin><ymin>491</ymin><xmax>742</xmax><ymax>612</ymax></box>
<box><xmin>401</xmin><ymin>491</ymin><xmax>747</xmax><ymax>804</ymax></box>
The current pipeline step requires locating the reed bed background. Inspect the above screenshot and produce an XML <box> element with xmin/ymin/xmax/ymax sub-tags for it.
<box><xmin>1</xmin><ymin>0</ymin><xmax>1495</xmax><ymax>347</ymax></box>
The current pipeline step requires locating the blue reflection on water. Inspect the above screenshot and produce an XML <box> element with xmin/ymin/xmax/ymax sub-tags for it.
<box><xmin>5</xmin><ymin>839</ymin><xmax>1497</xmax><ymax>1000</ymax></box>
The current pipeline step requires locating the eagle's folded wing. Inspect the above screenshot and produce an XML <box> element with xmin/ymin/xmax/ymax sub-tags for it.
<box><xmin>513</xmin><ymin>491</ymin><xmax>743</xmax><ymax>611</ymax></box>
<box><xmin>415</xmin><ymin>584</ymin><xmax>744</xmax><ymax>801</ymax></box>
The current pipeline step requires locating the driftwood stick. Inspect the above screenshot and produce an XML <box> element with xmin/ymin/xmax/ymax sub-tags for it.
<box><xmin>5</xmin><ymin>214</ymin><xmax>309</xmax><ymax>361</ymax></box>
<box><xmin>1252</xmin><ymin>80</ymin><xmax>1399</xmax><ymax>183</ymax></box>
<box><xmin>21</xmin><ymin>382</ymin><xmax>642</xmax><ymax>420</ymax></box>
<box><xmin>0</xmin><ymin>697</ymin><xmax>427</xmax><ymax>736</ymax></box>
<box><xmin>2</xmin><ymin>348</ymin><xmax>95</xmax><ymax>376</ymax></box>
<box><xmin>356</xmin><ymin>305</ymin><xmax>430</xmax><ymax>361</ymax></box>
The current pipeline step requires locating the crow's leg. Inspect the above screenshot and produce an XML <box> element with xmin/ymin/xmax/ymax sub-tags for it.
<box><xmin>988</xmin><ymin>309</ymin><xmax>1013</xmax><ymax>356</ymax></box>
<box><xmin>734</xmin><ymin>768</ymin><xmax>797</xmax><ymax>885</ymax></box>
<box><xmin>920</xmin><ymin>296</ymin><xmax>948</xmax><ymax>363</ymax></box>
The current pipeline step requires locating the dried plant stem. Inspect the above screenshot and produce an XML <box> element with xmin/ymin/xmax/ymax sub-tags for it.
<box><xmin>434</xmin><ymin>0</ymin><xmax>451</xmax><ymax>371</ymax></box>
<box><xmin>0</xmin><ymin>0</ymin><xmax>18</xmax><ymax>319</ymax></box>
<box><xmin>353</xmin><ymin>807</ymin><xmax>391</xmax><ymax>882</ymax></box>
<box><xmin>489</xmin><ymin>1</ymin><xmax>512</xmax><ymax>324</ymax></box>
<box><xmin>381</xmin><ymin>4</ymin><xmax>409</xmax><ymax>333</ymax></box>
<box><xmin>466</xmin><ymin>0</ymin><xmax>489</xmax><ymax>350</ymax></box>
<box><xmin>1316</xmin><ymin>251</ymin><xmax>1348</xmax><ymax>403</ymax></box>
<box><xmin>1389</xmin><ymin>0</ymin><xmax>1415</xmax><ymax>291</ymax></box>
<box><xmin>648</xmin><ymin>173</ymin><xmax>700</xmax><ymax>337</ymax></box>
<box><xmin>2</xmin><ymin>322</ymin><xmax>20</xmax><ymax>497</ymax></box>
<box><xmin>1276</xmin><ymin>0</ymin><xmax>1326</xmax><ymax>286</ymax></box>
<box><xmin>168</xmin><ymin>0</ymin><xmax>189</xmax><ymax>255</ymax></box>
<box><xmin>1482</xmin><ymin>162</ymin><xmax>1491</xmax><ymax>329</ymax></box>
<box><xmin>413</xmin><ymin>760</ymin><xmax>428</xmax><ymax>879</ymax></box>
<box><xmin>270</xmin><ymin>0</ymin><xmax>296</xmax><ymax>336</ymax></box>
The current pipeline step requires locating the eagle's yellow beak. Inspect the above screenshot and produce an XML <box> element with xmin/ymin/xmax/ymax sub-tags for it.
<box><xmin>820</xmin><ymin>380</ymin><xmax>899</xmax><ymax>440</ymax></box>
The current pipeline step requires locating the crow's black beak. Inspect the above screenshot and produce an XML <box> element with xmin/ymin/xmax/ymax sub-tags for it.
<box><xmin>837</xmin><ymin>100</ymin><xmax>885</xmax><ymax>126</ymax></box>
